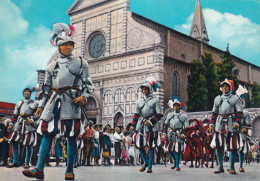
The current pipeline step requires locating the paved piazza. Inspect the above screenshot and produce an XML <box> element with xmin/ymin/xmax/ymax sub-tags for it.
<box><xmin>0</xmin><ymin>162</ymin><xmax>259</xmax><ymax>181</ymax></box>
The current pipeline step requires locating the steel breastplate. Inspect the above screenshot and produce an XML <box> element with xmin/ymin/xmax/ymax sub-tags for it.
<box><xmin>169</xmin><ymin>114</ymin><xmax>183</xmax><ymax>129</ymax></box>
<box><xmin>140</xmin><ymin>102</ymin><xmax>156</xmax><ymax>118</ymax></box>
<box><xmin>19</xmin><ymin>101</ymin><xmax>35</xmax><ymax>115</ymax></box>
<box><xmin>52</xmin><ymin>59</ymin><xmax>79</xmax><ymax>89</ymax></box>
<box><xmin>218</xmin><ymin>98</ymin><xmax>235</xmax><ymax>114</ymax></box>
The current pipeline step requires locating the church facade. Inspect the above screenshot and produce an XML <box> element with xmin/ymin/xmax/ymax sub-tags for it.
<box><xmin>37</xmin><ymin>0</ymin><xmax>260</xmax><ymax>128</ymax></box>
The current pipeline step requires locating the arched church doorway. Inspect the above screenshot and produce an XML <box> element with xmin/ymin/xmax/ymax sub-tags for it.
<box><xmin>85</xmin><ymin>96</ymin><xmax>98</xmax><ymax>125</ymax></box>
<box><xmin>114</xmin><ymin>112</ymin><xmax>124</xmax><ymax>130</ymax></box>
<box><xmin>252</xmin><ymin>116</ymin><xmax>260</xmax><ymax>139</ymax></box>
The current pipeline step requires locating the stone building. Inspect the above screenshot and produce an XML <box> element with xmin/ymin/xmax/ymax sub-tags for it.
<box><xmin>37</xmin><ymin>0</ymin><xmax>260</xmax><ymax>130</ymax></box>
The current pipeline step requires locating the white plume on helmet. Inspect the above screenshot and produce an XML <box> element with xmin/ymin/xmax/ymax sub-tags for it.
<box><xmin>140</xmin><ymin>77</ymin><xmax>160</xmax><ymax>93</ymax></box>
<box><xmin>168</xmin><ymin>97</ymin><xmax>184</xmax><ymax>108</ymax></box>
<box><xmin>50</xmin><ymin>23</ymin><xmax>76</xmax><ymax>47</ymax></box>
<box><xmin>236</xmin><ymin>84</ymin><xmax>248</xmax><ymax>98</ymax></box>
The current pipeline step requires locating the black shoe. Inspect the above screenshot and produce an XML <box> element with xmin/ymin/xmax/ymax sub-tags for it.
<box><xmin>7</xmin><ymin>163</ymin><xmax>19</xmax><ymax>168</ymax></box>
<box><xmin>139</xmin><ymin>163</ymin><xmax>148</xmax><ymax>172</ymax></box>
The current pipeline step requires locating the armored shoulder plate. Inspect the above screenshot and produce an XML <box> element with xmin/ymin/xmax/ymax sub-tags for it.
<box><xmin>66</xmin><ymin>57</ymin><xmax>82</xmax><ymax>76</ymax></box>
<box><xmin>228</xmin><ymin>94</ymin><xmax>239</xmax><ymax>106</ymax></box>
<box><xmin>179</xmin><ymin>113</ymin><xmax>188</xmax><ymax>123</ymax></box>
<box><xmin>16</xmin><ymin>101</ymin><xmax>24</xmax><ymax>108</ymax></box>
<box><xmin>46</xmin><ymin>61</ymin><xmax>57</xmax><ymax>72</ymax></box>
<box><xmin>29</xmin><ymin>100</ymin><xmax>39</xmax><ymax>110</ymax></box>
<box><xmin>166</xmin><ymin>112</ymin><xmax>175</xmax><ymax>121</ymax></box>
<box><xmin>214</xmin><ymin>95</ymin><xmax>222</xmax><ymax>107</ymax></box>
<box><xmin>136</xmin><ymin>98</ymin><xmax>145</xmax><ymax>109</ymax></box>
<box><xmin>146</xmin><ymin>97</ymin><xmax>158</xmax><ymax>108</ymax></box>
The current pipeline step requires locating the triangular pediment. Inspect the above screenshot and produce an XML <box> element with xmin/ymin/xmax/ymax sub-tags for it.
<box><xmin>67</xmin><ymin>0</ymin><xmax>110</xmax><ymax>14</ymax></box>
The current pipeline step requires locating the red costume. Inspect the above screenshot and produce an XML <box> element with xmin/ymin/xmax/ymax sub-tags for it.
<box><xmin>203</xmin><ymin>123</ymin><xmax>215</xmax><ymax>168</ymax></box>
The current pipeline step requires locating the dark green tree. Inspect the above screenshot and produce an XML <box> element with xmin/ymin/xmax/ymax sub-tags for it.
<box><xmin>216</xmin><ymin>44</ymin><xmax>239</xmax><ymax>89</ymax></box>
<box><xmin>201</xmin><ymin>52</ymin><xmax>219</xmax><ymax>110</ymax></box>
<box><xmin>250</xmin><ymin>82</ymin><xmax>260</xmax><ymax>107</ymax></box>
<box><xmin>187</xmin><ymin>59</ymin><xmax>208</xmax><ymax>112</ymax></box>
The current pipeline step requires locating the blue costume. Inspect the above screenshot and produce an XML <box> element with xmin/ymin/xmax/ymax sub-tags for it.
<box><xmin>131</xmin><ymin>77</ymin><xmax>163</xmax><ymax>173</ymax></box>
<box><xmin>22</xmin><ymin>23</ymin><xmax>94</xmax><ymax>180</ymax></box>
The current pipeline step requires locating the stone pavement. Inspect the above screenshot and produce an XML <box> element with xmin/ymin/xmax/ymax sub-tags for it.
<box><xmin>0</xmin><ymin>162</ymin><xmax>259</xmax><ymax>181</ymax></box>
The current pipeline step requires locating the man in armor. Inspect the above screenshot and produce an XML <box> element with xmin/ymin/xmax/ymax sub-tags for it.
<box><xmin>236</xmin><ymin>85</ymin><xmax>252</xmax><ymax>172</ymax></box>
<box><xmin>7</xmin><ymin>87</ymin><xmax>38</xmax><ymax>169</ymax></box>
<box><xmin>130</xmin><ymin>77</ymin><xmax>163</xmax><ymax>173</ymax></box>
<box><xmin>23</xmin><ymin>23</ymin><xmax>94</xmax><ymax>180</ymax></box>
<box><xmin>162</xmin><ymin>97</ymin><xmax>189</xmax><ymax>171</ymax></box>
<box><xmin>209</xmin><ymin>79</ymin><xmax>243</xmax><ymax>174</ymax></box>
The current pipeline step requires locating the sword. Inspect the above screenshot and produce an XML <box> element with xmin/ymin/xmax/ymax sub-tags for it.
<box><xmin>245</xmin><ymin>133</ymin><xmax>258</xmax><ymax>145</ymax></box>
<box><xmin>169</xmin><ymin>127</ymin><xmax>197</xmax><ymax>154</ymax></box>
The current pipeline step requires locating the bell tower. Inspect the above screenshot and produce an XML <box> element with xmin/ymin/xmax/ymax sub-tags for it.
<box><xmin>190</xmin><ymin>0</ymin><xmax>209</xmax><ymax>44</ymax></box>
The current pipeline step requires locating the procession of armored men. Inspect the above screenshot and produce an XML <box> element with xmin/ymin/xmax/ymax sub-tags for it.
<box><xmin>0</xmin><ymin>23</ymin><xmax>259</xmax><ymax>180</ymax></box>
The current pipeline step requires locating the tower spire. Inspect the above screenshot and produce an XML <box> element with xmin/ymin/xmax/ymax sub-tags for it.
<box><xmin>190</xmin><ymin>0</ymin><xmax>209</xmax><ymax>43</ymax></box>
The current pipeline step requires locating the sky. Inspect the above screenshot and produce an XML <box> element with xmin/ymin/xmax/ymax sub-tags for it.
<box><xmin>0</xmin><ymin>0</ymin><xmax>259</xmax><ymax>103</ymax></box>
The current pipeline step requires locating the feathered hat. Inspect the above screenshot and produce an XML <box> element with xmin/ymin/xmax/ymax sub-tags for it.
<box><xmin>220</xmin><ymin>78</ymin><xmax>234</xmax><ymax>93</ymax></box>
<box><xmin>140</xmin><ymin>77</ymin><xmax>160</xmax><ymax>93</ymax></box>
<box><xmin>236</xmin><ymin>84</ymin><xmax>248</xmax><ymax>99</ymax></box>
<box><xmin>168</xmin><ymin>96</ymin><xmax>185</xmax><ymax>108</ymax></box>
<box><xmin>22</xmin><ymin>82</ymin><xmax>38</xmax><ymax>96</ymax></box>
<box><xmin>50</xmin><ymin>23</ymin><xmax>76</xmax><ymax>47</ymax></box>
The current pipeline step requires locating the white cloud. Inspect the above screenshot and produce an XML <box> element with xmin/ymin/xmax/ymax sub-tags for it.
<box><xmin>0</xmin><ymin>1</ymin><xmax>56</xmax><ymax>103</ymax></box>
<box><xmin>0</xmin><ymin>0</ymin><xmax>28</xmax><ymax>43</ymax></box>
<box><xmin>174</xmin><ymin>8</ymin><xmax>260</xmax><ymax>66</ymax></box>
<box><xmin>5</xmin><ymin>26</ymin><xmax>56</xmax><ymax>69</ymax></box>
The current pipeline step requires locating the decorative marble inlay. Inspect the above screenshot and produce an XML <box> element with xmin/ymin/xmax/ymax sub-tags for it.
<box><xmin>127</xmin><ymin>28</ymin><xmax>142</xmax><ymax>49</ymax></box>
<box><xmin>105</xmin><ymin>64</ymin><xmax>111</xmax><ymax>72</ymax></box>
<box><xmin>138</xmin><ymin>57</ymin><xmax>145</xmax><ymax>66</ymax></box>
<box><xmin>121</xmin><ymin>60</ymin><xmax>127</xmax><ymax>69</ymax></box>
<box><xmin>129</xmin><ymin>59</ymin><xmax>136</xmax><ymax>67</ymax></box>
<box><xmin>113</xmin><ymin>62</ymin><xmax>119</xmax><ymax>70</ymax></box>
<box><xmin>147</xmin><ymin>56</ymin><xmax>154</xmax><ymax>64</ymax></box>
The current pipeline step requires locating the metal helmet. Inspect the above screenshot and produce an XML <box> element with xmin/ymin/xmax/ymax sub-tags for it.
<box><xmin>140</xmin><ymin>77</ymin><xmax>159</xmax><ymax>94</ymax></box>
<box><xmin>140</xmin><ymin>82</ymin><xmax>152</xmax><ymax>92</ymax></box>
<box><xmin>168</xmin><ymin>96</ymin><xmax>184</xmax><ymax>108</ymax></box>
<box><xmin>50</xmin><ymin>23</ymin><xmax>75</xmax><ymax>47</ymax></box>
<box><xmin>220</xmin><ymin>78</ymin><xmax>234</xmax><ymax>94</ymax></box>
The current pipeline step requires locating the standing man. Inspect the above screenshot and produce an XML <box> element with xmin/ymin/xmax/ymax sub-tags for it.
<box><xmin>236</xmin><ymin>85</ymin><xmax>252</xmax><ymax>172</ymax></box>
<box><xmin>22</xmin><ymin>23</ymin><xmax>94</xmax><ymax>180</ymax></box>
<box><xmin>209</xmin><ymin>79</ymin><xmax>243</xmax><ymax>174</ymax></box>
<box><xmin>162</xmin><ymin>97</ymin><xmax>189</xmax><ymax>171</ymax></box>
<box><xmin>130</xmin><ymin>77</ymin><xmax>163</xmax><ymax>173</ymax></box>
<box><xmin>82</xmin><ymin>121</ymin><xmax>95</xmax><ymax>166</ymax></box>
<box><xmin>8</xmin><ymin>88</ymin><xmax>38</xmax><ymax>169</ymax></box>
<box><xmin>114</xmin><ymin>127</ymin><xmax>122</xmax><ymax>165</ymax></box>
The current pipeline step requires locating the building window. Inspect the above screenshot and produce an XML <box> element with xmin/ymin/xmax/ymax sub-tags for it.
<box><xmin>181</xmin><ymin>54</ymin><xmax>185</xmax><ymax>61</ymax></box>
<box><xmin>114</xmin><ymin>88</ymin><xmax>124</xmax><ymax>104</ymax></box>
<box><xmin>104</xmin><ymin>90</ymin><xmax>113</xmax><ymax>105</ymax></box>
<box><xmin>126</xmin><ymin>87</ymin><xmax>136</xmax><ymax>114</ymax></box>
<box><xmin>86</xmin><ymin>32</ymin><xmax>106</xmax><ymax>59</ymax></box>
<box><xmin>172</xmin><ymin>72</ymin><xmax>179</xmax><ymax>97</ymax></box>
